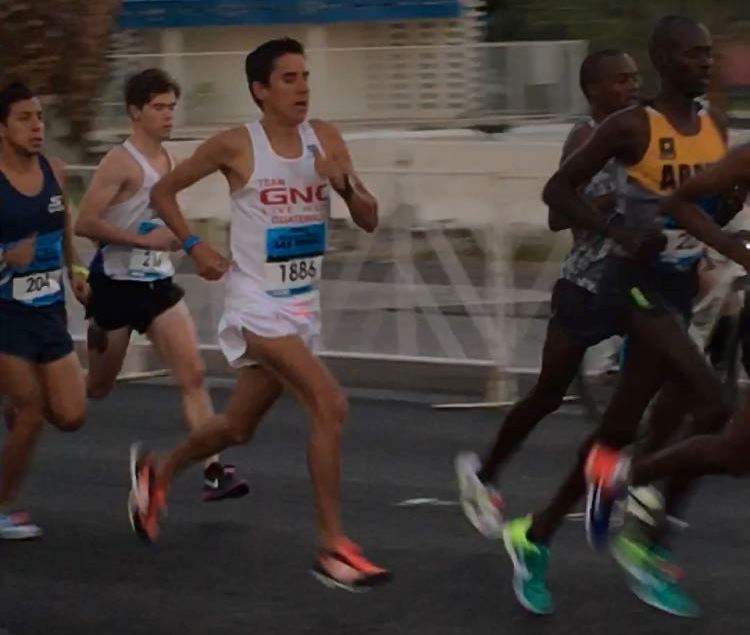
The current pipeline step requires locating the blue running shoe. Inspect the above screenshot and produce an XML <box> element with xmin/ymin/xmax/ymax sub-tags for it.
<box><xmin>585</xmin><ymin>481</ymin><xmax>615</xmax><ymax>550</ymax></box>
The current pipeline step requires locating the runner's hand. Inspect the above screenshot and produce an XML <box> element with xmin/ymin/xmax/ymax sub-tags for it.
<box><xmin>2</xmin><ymin>233</ymin><xmax>37</xmax><ymax>268</ymax></box>
<box><xmin>311</xmin><ymin>146</ymin><xmax>349</xmax><ymax>193</ymax></box>
<box><xmin>70</xmin><ymin>268</ymin><xmax>91</xmax><ymax>306</ymax></box>
<box><xmin>723</xmin><ymin>185</ymin><xmax>747</xmax><ymax>216</ymax></box>
<box><xmin>636</xmin><ymin>227</ymin><xmax>668</xmax><ymax>261</ymax></box>
<box><xmin>190</xmin><ymin>241</ymin><xmax>229</xmax><ymax>281</ymax></box>
<box><xmin>609</xmin><ymin>226</ymin><xmax>666</xmax><ymax>262</ymax></box>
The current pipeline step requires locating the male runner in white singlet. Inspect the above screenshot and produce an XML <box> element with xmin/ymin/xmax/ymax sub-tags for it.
<box><xmin>75</xmin><ymin>69</ymin><xmax>247</xmax><ymax>501</ymax></box>
<box><xmin>128</xmin><ymin>40</ymin><xmax>391</xmax><ymax>591</ymax></box>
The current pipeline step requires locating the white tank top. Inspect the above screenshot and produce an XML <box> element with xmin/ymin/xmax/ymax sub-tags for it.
<box><xmin>227</xmin><ymin>121</ymin><xmax>329</xmax><ymax>302</ymax></box>
<box><xmin>97</xmin><ymin>140</ymin><xmax>176</xmax><ymax>281</ymax></box>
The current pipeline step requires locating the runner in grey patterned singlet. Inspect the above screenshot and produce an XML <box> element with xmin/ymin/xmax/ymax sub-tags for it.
<box><xmin>454</xmin><ymin>52</ymin><xmax>640</xmax><ymax>610</ymax></box>
<box><xmin>561</xmin><ymin>129</ymin><xmax>625</xmax><ymax>294</ymax></box>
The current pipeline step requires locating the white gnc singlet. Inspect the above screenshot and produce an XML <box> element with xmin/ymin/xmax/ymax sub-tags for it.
<box><xmin>96</xmin><ymin>140</ymin><xmax>176</xmax><ymax>281</ymax></box>
<box><xmin>218</xmin><ymin>120</ymin><xmax>329</xmax><ymax>367</ymax></box>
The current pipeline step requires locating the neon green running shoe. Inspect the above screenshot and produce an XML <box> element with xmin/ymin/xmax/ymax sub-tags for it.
<box><xmin>612</xmin><ymin>534</ymin><xmax>700</xmax><ymax>618</ymax></box>
<box><xmin>502</xmin><ymin>515</ymin><xmax>552</xmax><ymax>615</ymax></box>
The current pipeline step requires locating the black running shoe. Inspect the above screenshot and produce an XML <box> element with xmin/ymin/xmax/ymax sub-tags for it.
<box><xmin>203</xmin><ymin>463</ymin><xmax>249</xmax><ymax>502</ymax></box>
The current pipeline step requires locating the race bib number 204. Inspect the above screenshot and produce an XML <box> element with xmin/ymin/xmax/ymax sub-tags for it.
<box><xmin>12</xmin><ymin>269</ymin><xmax>62</xmax><ymax>303</ymax></box>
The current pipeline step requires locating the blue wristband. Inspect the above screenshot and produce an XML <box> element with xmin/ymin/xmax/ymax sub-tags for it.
<box><xmin>182</xmin><ymin>235</ymin><xmax>202</xmax><ymax>253</ymax></box>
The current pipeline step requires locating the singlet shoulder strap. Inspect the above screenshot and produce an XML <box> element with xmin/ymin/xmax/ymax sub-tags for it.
<box><xmin>300</xmin><ymin>120</ymin><xmax>324</xmax><ymax>156</ymax></box>
<box><xmin>37</xmin><ymin>154</ymin><xmax>57</xmax><ymax>182</ymax></box>
<box><xmin>122</xmin><ymin>140</ymin><xmax>159</xmax><ymax>180</ymax></box>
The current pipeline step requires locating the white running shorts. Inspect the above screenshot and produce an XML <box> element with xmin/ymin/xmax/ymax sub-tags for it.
<box><xmin>218</xmin><ymin>287</ymin><xmax>321</xmax><ymax>368</ymax></box>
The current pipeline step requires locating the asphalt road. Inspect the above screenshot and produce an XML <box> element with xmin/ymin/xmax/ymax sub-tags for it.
<box><xmin>3</xmin><ymin>383</ymin><xmax>750</xmax><ymax>635</ymax></box>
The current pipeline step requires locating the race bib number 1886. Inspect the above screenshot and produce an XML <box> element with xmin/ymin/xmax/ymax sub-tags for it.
<box><xmin>264</xmin><ymin>255</ymin><xmax>323</xmax><ymax>295</ymax></box>
<box><xmin>265</xmin><ymin>223</ymin><xmax>326</xmax><ymax>296</ymax></box>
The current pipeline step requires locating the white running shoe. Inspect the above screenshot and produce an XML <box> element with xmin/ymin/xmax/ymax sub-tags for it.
<box><xmin>0</xmin><ymin>510</ymin><xmax>42</xmax><ymax>540</ymax></box>
<box><xmin>455</xmin><ymin>452</ymin><xmax>505</xmax><ymax>538</ymax></box>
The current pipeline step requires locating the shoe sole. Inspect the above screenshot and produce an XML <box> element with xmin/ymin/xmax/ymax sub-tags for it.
<box><xmin>203</xmin><ymin>481</ymin><xmax>250</xmax><ymax>502</ymax></box>
<box><xmin>0</xmin><ymin>529</ymin><xmax>42</xmax><ymax>541</ymax></box>
<box><xmin>455</xmin><ymin>455</ymin><xmax>482</xmax><ymax>533</ymax></box>
<box><xmin>455</xmin><ymin>455</ymin><xmax>502</xmax><ymax>539</ymax></box>
<box><xmin>128</xmin><ymin>442</ymin><xmax>154</xmax><ymax>545</ymax></box>
<box><xmin>613</xmin><ymin>541</ymin><xmax>700</xmax><ymax>618</ymax></box>
<box><xmin>584</xmin><ymin>484</ymin><xmax>596</xmax><ymax>548</ymax></box>
<box><xmin>629</xmin><ymin>579</ymin><xmax>701</xmax><ymax>618</ymax></box>
<box><xmin>310</xmin><ymin>568</ymin><xmax>392</xmax><ymax>593</ymax></box>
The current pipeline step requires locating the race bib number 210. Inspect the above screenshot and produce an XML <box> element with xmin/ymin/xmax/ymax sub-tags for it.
<box><xmin>128</xmin><ymin>249</ymin><xmax>174</xmax><ymax>279</ymax></box>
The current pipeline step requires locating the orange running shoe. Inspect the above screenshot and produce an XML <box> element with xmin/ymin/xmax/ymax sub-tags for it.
<box><xmin>585</xmin><ymin>443</ymin><xmax>631</xmax><ymax>494</ymax></box>
<box><xmin>584</xmin><ymin>443</ymin><xmax>631</xmax><ymax>550</ymax></box>
<box><xmin>128</xmin><ymin>443</ymin><xmax>167</xmax><ymax>544</ymax></box>
<box><xmin>311</xmin><ymin>538</ymin><xmax>392</xmax><ymax>592</ymax></box>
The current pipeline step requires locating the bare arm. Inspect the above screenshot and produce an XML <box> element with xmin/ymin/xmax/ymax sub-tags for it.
<box><xmin>50</xmin><ymin>158</ymin><xmax>85</xmax><ymax>275</ymax></box>
<box><xmin>74</xmin><ymin>149</ymin><xmax>151</xmax><ymax>248</ymax></box>
<box><xmin>662</xmin><ymin>145</ymin><xmax>750</xmax><ymax>267</ymax></box>
<box><xmin>705</xmin><ymin>106</ymin><xmax>746</xmax><ymax>227</ymax></box>
<box><xmin>548</xmin><ymin>122</ymin><xmax>593</xmax><ymax>231</ymax></box>
<box><xmin>150</xmin><ymin>130</ymin><xmax>241</xmax><ymax>243</ymax></box>
<box><xmin>543</xmin><ymin>107</ymin><xmax>645</xmax><ymax>239</ymax></box>
<box><xmin>312</xmin><ymin>121</ymin><xmax>378</xmax><ymax>233</ymax></box>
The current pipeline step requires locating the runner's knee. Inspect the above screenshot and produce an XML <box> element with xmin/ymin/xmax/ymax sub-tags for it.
<box><xmin>9</xmin><ymin>382</ymin><xmax>43</xmax><ymax>413</ymax></box>
<box><xmin>174</xmin><ymin>358</ymin><xmax>206</xmax><ymax>393</ymax></box>
<box><xmin>225</xmin><ymin>423</ymin><xmax>253</xmax><ymax>446</ymax></box>
<box><xmin>49</xmin><ymin>403</ymin><xmax>86</xmax><ymax>432</ymax></box>
<box><xmin>527</xmin><ymin>383</ymin><xmax>567</xmax><ymax>416</ymax></box>
<box><xmin>12</xmin><ymin>400</ymin><xmax>44</xmax><ymax>426</ymax></box>
<box><xmin>311</xmin><ymin>387</ymin><xmax>348</xmax><ymax>430</ymax></box>
<box><xmin>221</xmin><ymin>413</ymin><xmax>257</xmax><ymax>446</ymax></box>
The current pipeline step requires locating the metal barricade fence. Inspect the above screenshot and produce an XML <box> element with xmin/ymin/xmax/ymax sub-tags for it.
<box><xmin>64</xmin><ymin>153</ymin><xmax>569</xmax><ymax>397</ymax></box>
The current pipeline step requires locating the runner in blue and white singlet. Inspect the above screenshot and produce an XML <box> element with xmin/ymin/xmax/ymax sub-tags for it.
<box><xmin>0</xmin><ymin>81</ymin><xmax>89</xmax><ymax>540</ymax></box>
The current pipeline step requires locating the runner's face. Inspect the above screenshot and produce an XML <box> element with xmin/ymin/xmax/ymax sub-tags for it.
<box><xmin>0</xmin><ymin>98</ymin><xmax>44</xmax><ymax>156</ymax></box>
<box><xmin>664</xmin><ymin>24</ymin><xmax>713</xmax><ymax>98</ymax></box>
<box><xmin>592</xmin><ymin>54</ymin><xmax>640</xmax><ymax>115</ymax></box>
<box><xmin>257</xmin><ymin>53</ymin><xmax>310</xmax><ymax>124</ymax></box>
<box><xmin>132</xmin><ymin>92</ymin><xmax>177</xmax><ymax>140</ymax></box>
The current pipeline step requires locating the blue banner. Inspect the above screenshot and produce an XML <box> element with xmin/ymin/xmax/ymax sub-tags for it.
<box><xmin>119</xmin><ymin>0</ymin><xmax>462</xmax><ymax>29</ymax></box>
